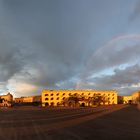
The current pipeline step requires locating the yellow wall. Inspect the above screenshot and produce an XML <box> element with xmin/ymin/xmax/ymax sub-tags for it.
<box><xmin>23</xmin><ymin>97</ymin><xmax>33</xmax><ymax>102</ymax></box>
<box><xmin>132</xmin><ymin>91</ymin><xmax>140</xmax><ymax>104</ymax></box>
<box><xmin>0</xmin><ymin>93</ymin><xmax>13</xmax><ymax>107</ymax></box>
<box><xmin>14</xmin><ymin>97</ymin><xmax>24</xmax><ymax>103</ymax></box>
<box><xmin>15</xmin><ymin>96</ymin><xmax>41</xmax><ymax>103</ymax></box>
<box><xmin>42</xmin><ymin>90</ymin><xmax>118</xmax><ymax>107</ymax></box>
<box><xmin>123</xmin><ymin>96</ymin><xmax>132</xmax><ymax>104</ymax></box>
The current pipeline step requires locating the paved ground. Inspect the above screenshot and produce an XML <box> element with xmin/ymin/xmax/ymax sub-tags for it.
<box><xmin>0</xmin><ymin>105</ymin><xmax>140</xmax><ymax>140</ymax></box>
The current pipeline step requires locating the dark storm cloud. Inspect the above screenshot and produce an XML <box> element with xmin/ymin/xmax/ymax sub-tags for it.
<box><xmin>129</xmin><ymin>0</ymin><xmax>140</xmax><ymax>21</ymax></box>
<box><xmin>1</xmin><ymin>0</ymin><xmax>96</xmax><ymax>94</ymax></box>
<box><xmin>86</xmin><ymin>43</ymin><xmax>140</xmax><ymax>76</ymax></box>
<box><xmin>84</xmin><ymin>64</ymin><xmax>140</xmax><ymax>95</ymax></box>
<box><xmin>78</xmin><ymin>39</ymin><xmax>140</xmax><ymax>95</ymax></box>
<box><xmin>0</xmin><ymin>0</ymin><xmax>139</xmax><ymax>96</ymax></box>
<box><xmin>0</xmin><ymin>18</ymin><xmax>24</xmax><ymax>82</ymax></box>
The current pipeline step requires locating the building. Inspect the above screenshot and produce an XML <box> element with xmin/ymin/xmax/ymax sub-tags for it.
<box><xmin>0</xmin><ymin>93</ymin><xmax>13</xmax><ymax>107</ymax></box>
<box><xmin>14</xmin><ymin>95</ymin><xmax>41</xmax><ymax>104</ymax></box>
<box><xmin>123</xmin><ymin>96</ymin><xmax>132</xmax><ymax>104</ymax></box>
<box><xmin>118</xmin><ymin>95</ymin><xmax>132</xmax><ymax>104</ymax></box>
<box><xmin>14</xmin><ymin>97</ymin><xmax>24</xmax><ymax>103</ymax></box>
<box><xmin>131</xmin><ymin>90</ymin><xmax>140</xmax><ymax>104</ymax></box>
<box><xmin>42</xmin><ymin>90</ymin><xmax>118</xmax><ymax>107</ymax></box>
<box><xmin>118</xmin><ymin>90</ymin><xmax>140</xmax><ymax>104</ymax></box>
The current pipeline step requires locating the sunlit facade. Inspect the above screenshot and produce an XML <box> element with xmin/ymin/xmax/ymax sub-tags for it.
<box><xmin>123</xmin><ymin>96</ymin><xmax>132</xmax><ymax>104</ymax></box>
<box><xmin>42</xmin><ymin>90</ymin><xmax>118</xmax><ymax>107</ymax></box>
<box><xmin>15</xmin><ymin>95</ymin><xmax>41</xmax><ymax>103</ymax></box>
<box><xmin>131</xmin><ymin>91</ymin><xmax>140</xmax><ymax>104</ymax></box>
<box><xmin>0</xmin><ymin>93</ymin><xmax>13</xmax><ymax>107</ymax></box>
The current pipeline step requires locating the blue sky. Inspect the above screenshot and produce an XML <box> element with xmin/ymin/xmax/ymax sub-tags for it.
<box><xmin>0</xmin><ymin>0</ymin><xmax>140</xmax><ymax>97</ymax></box>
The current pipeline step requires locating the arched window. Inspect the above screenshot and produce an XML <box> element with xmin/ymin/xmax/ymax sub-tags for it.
<box><xmin>50</xmin><ymin>102</ymin><xmax>54</xmax><ymax>106</ymax></box>
<box><xmin>45</xmin><ymin>102</ymin><xmax>49</xmax><ymax>106</ymax></box>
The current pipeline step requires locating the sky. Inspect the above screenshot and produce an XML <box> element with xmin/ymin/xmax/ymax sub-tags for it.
<box><xmin>0</xmin><ymin>0</ymin><xmax>140</xmax><ymax>97</ymax></box>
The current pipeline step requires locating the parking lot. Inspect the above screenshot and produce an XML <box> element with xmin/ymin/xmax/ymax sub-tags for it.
<box><xmin>0</xmin><ymin>105</ymin><xmax>139</xmax><ymax>140</ymax></box>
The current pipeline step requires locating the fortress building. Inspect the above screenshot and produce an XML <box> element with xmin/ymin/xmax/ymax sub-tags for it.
<box><xmin>0</xmin><ymin>93</ymin><xmax>13</xmax><ymax>107</ymax></box>
<box><xmin>42</xmin><ymin>90</ymin><xmax>118</xmax><ymax>107</ymax></box>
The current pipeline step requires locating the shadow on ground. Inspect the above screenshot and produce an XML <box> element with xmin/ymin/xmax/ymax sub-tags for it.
<box><xmin>45</xmin><ymin>105</ymin><xmax>140</xmax><ymax>140</ymax></box>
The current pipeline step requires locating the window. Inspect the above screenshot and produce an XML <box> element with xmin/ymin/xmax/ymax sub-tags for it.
<box><xmin>50</xmin><ymin>102</ymin><xmax>54</xmax><ymax>106</ymax></box>
<box><xmin>82</xmin><ymin>93</ymin><xmax>84</xmax><ymax>95</ymax></box>
<box><xmin>56</xmin><ymin>93</ymin><xmax>59</xmax><ymax>96</ymax></box>
<box><xmin>51</xmin><ymin>98</ymin><xmax>54</xmax><ymax>100</ymax></box>
<box><xmin>63</xmin><ymin>97</ymin><xmax>65</xmax><ymax>100</ymax></box>
<box><xmin>45</xmin><ymin>94</ymin><xmax>48</xmax><ymax>96</ymax></box>
<box><xmin>57</xmin><ymin>97</ymin><xmax>59</xmax><ymax>100</ymax></box>
<box><xmin>63</xmin><ymin>93</ymin><xmax>65</xmax><ymax>96</ymax></box>
<box><xmin>45</xmin><ymin>102</ymin><xmax>49</xmax><ymax>106</ymax></box>
<box><xmin>51</xmin><ymin>94</ymin><xmax>53</xmax><ymax>96</ymax></box>
<box><xmin>45</xmin><ymin>98</ymin><xmax>49</xmax><ymax>101</ymax></box>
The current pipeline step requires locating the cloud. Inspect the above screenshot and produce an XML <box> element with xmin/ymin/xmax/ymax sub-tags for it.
<box><xmin>80</xmin><ymin>64</ymin><xmax>140</xmax><ymax>95</ymax></box>
<box><xmin>129</xmin><ymin>0</ymin><xmax>140</xmax><ymax>21</ymax></box>
<box><xmin>77</xmin><ymin>35</ymin><xmax>140</xmax><ymax>95</ymax></box>
<box><xmin>84</xmin><ymin>35</ymin><xmax>140</xmax><ymax>77</ymax></box>
<box><xmin>0</xmin><ymin>0</ymin><xmax>92</xmax><ymax>96</ymax></box>
<box><xmin>0</xmin><ymin>0</ymin><xmax>139</xmax><ymax>97</ymax></box>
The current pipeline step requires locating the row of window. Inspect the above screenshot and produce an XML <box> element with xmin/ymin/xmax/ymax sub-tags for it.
<box><xmin>45</xmin><ymin>97</ymin><xmax>115</xmax><ymax>101</ymax></box>
<box><xmin>45</xmin><ymin>97</ymin><xmax>66</xmax><ymax>101</ymax></box>
<box><xmin>44</xmin><ymin>93</ymin><xmax>115</xmax><ymax>96</ymax></box>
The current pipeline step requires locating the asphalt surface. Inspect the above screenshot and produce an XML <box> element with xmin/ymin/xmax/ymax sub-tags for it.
<box><xmin>0</xmin><ymin>105</ymin><xmax>139</xmax><ymax>140</ymax></box>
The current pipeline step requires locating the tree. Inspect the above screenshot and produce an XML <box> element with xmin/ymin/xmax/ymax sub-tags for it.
<box><xmin>91</xmin><ymin>94</ymin><xmax>108</xmax><ymax>106</ymax></box>
<box><xmin>61</xmin><ymin>94</ymin><xmax>80</xmax><ymax>107</ymax></box>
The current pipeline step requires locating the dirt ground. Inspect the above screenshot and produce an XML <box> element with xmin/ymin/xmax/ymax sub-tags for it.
<box><xmin>0</xmin><ymin>105</ymin><xmax>139</xmax><ymax>140</ymax></box>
